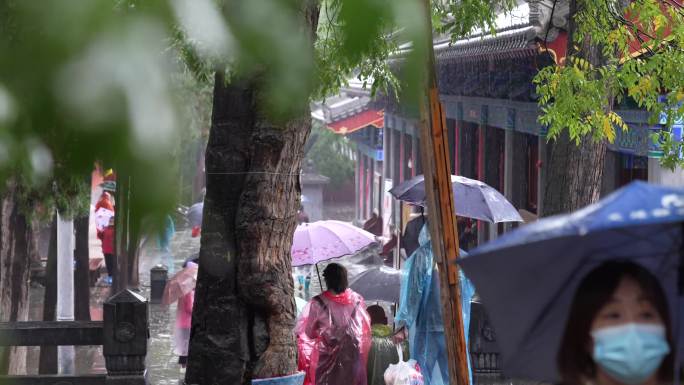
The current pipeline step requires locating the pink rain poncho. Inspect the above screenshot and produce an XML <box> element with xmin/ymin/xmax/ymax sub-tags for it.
<box><xmin>296</xmin><ymin>289</ymin><xmax>372</xmax><ymax>385</ymax></box>
<box><xmin>173</xmin><ymin>290</ymin><xmax>194</xmax><ymax>357</ymax></box>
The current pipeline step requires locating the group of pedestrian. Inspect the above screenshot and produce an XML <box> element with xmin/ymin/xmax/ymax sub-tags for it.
<box><xmin>294</xmin><ymin>204</ymin><xmax>674</xmax><ymax>385</ymax></box>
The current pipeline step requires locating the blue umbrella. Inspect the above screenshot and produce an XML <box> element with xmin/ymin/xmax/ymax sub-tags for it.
<box><xmin>458</xmin><ymin>181</ymin><xmax>684</xmax><ymax>382</ymax></box>
<box><xmin>389</xmin><ymin>174</ymin><xmax>523</xmax><ymax>223</ymax></box>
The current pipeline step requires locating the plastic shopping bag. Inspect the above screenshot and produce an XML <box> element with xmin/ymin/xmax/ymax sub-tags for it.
<box><xmin>383</xmin><ymin>345</ymin><xmax>424</xmax><ymax>385</ymax></box>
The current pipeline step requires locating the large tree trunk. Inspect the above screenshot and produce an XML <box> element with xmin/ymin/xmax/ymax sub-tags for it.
<box><xmin>186</xmin><ymin>4</ymin><xmax>319</xmax><ymax>382</ymax></box>
<box><xmin>541</xmin><ymin>0</ymin><xmax>607</xmax><ymax>216</ymax></box>
<box><xmin>0</xmin><ymin>181</ymin><xmax>35</xmax><ymax>375</ymax></box>
<box><xmin>542</xmin><ymin>134</ymin><xmax>606</xmax><ymax>216</ymax></box>
<box><xmin>236</xmin><ymin>99</ymin><xmax>311</xmax><ymax>379</ymax></box>
<box><xmin>185</xmin><ymin>76</ymin><xmax>253</xmax><ymax>385</ymax></box>
<box><xmin>74</xmin><ymin>215</ymin><xmax>90</xmax><ymax>322</ymax></box>
<box><xmin>193</xmin><ymin>139</ymin><xmax>207</xmax><ymax>201</ymax></box>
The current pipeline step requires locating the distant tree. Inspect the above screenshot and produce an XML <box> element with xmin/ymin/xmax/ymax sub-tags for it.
<box><xmin>0</xmin><ymin>1</ymin><xmax>180</xmax><ymax>372</ymax></box>
<box><xmin>172</xmin><ymin>72</ymin><xmax>213</xmax><ymax>204</ymax></box>
<box><xmin>305</xmin><ymin>122</ymin><xmax>355</xmax><ymax>187</ymax></box>
<box><xmin>535</xmin><ymin>0</ymin><xmax>684</xmax><ymax>214</ymax></box>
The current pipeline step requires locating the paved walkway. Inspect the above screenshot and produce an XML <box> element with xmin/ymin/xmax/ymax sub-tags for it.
<box><xmin>27</xmin><ymin>228</ymin><xmax>199</xmax><ymax>384</ymax></box>
<box><xmin>26</xmin><ymin>224</ymin><xmax>384</xmax><ymax>383</ymax></box>
<box><xmin>143</xmin><ymin>229</ymin><xmax>200</xmax><ymax>385</ymax></box>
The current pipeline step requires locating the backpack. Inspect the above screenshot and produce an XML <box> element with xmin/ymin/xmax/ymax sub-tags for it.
<box><xmin>312</xmin><ymin>295</ymin><xmax>362</xmax><ymax>385</ymax></box>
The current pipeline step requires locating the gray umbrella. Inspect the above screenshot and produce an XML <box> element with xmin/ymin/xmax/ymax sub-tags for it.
<box><xmin>187</xmin><ymin>201</ymin><xmax>203</xmax><ymax>228</ymax></box>
<box><xmin>350</xmin><ymin>266</ymin><xmax>402</xmax><ymax>303</ymax></box>
<box><xmin>389</xmin><ymin>174</ymin><xmax>523</xmax><ymax>223</ymax></box>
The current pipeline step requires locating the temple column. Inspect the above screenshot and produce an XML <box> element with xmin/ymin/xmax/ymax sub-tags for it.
<box><xmin>478</xmin><ymin>106</ymin><xmax>488</xmax><ymax>244</ymax></box>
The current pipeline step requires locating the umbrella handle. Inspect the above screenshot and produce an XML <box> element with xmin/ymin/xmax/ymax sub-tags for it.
<box><xmin>316</xmin><ymin>264</ymin><xmax>324</xmax><ymax>293</ymax></box>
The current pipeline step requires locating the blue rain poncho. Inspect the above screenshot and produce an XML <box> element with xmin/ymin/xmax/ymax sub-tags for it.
<box><xmin>157</xmin><ymin>214</ymin><xmax>175</xmax><ymax>253</ymax></box>
<box><xmin>395</xmin><ymin>223</ymin><xmax>475</xmax><ymax>385</ymax></box>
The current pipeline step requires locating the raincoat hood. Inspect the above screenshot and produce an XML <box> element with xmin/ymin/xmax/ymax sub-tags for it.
<box><xmin>323</xmin><ymin>289</ymin><xmax>355</xmax><ymax>305</ymax></box>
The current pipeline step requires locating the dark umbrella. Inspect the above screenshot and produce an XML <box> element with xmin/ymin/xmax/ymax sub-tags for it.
<box><xmin>350</xmin><ymin>249</ymin><xmax>469</xmax><ymax>304</ymax></box>
<box><xmin>458</xmin><ymin>181</ymin><xmax>684</xmax><ymax>382</ymax></box>
<box><xmin>389</xmin><ymin>174</ymin><xmax>523</xmax><ymax>223</ymax></box>
<box><xmin>350</xmin><ymin>266</ymin><xmax>402</xmax><ymax>303</ymax></box>
<box><xmin>187</xmin><ymin>201</ymin><xmax>203</xmax><ymax>228</ymax></box>
<box><xmin>183</xmin><ymin>253</ymin><xmax>199</xmax><ymax>268</ymax></box>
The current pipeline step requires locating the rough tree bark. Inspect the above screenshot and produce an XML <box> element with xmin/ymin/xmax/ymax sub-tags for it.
<box><xmin>542</xmin><ymin>134</ymin><xmax>606</xmax><ymax>216</ymax></box>
<box><xmin>185</xmin><ymin>76</ymin><xmax>253</xmax><ymax>385</ymax></box>
<box><xmin>0</xmin><ymin>181</ymin><xmax>36</xmax><ymax>375</ymax></box>
<box><xmin>186</xmin><ymin>3</ymin><xmax>320</xmax><ymax>384</ymax></box>
<box><xmin>541</xmin><ymin>0</ymin><xmax>608</xmax><ymax>216</ymax></box>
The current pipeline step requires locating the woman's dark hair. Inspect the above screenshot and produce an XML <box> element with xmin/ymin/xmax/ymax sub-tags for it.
<box><xmin>322</xmin><ymin>263</ymin><xmax>348</xmax><ymax>294</ymax></box>
<box><xmin>557</xmin><ymin>261</ymin><xmax>673</xmax><ymax>385</ymax></box>
<box><xmin>367</xmin><ymin>304</ymin><xmax>388</xmax><ymax>325</ymax></box>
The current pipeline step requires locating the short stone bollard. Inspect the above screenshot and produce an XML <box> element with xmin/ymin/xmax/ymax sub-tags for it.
<box><xmin>468</xmin><ymin>296</ymin><xmax>504</xmax><ymax>385</ymax></box>
<box><xmin>104</xmin><ymin>289</ymin><xmax>149</xmax><ymax>385</ymax></box>
<box><xmin>150</xmin><ymin>264</ymin><xmax>168</xmax><ymax>304</ymax></box>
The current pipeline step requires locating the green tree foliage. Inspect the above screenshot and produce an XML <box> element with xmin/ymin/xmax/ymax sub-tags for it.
<box><xmin>535</xmin><ymin>0</ymin><xmax>684</xmax><ymax>169</ymax></box>
<box><xmin>432</xmin><ymin>0</ymin><xmax>516</xmax><ymax>38</ymax></box>
<box><xmin>171</xmin><ymin>72</ymin><xmax>212</xmax><ymax>204</ymax></box>
<box><xmin>0</xmin><ymin>0</ymin><xmax>180</xmax><ymax>220</ymax></box>
<box><xmin>0</xmin><ymin>0</ymin><xmax>539</xmax><ymax>222</ymax></box>
<box><xmin>305</xmin><ymin>122</ymin><xmax>356</xmax><ymax>187</ymax></box>
<box><xmin>173</xmin><ymin>0</ymin><xmax>516</xmax><ymax>107</ymax></box>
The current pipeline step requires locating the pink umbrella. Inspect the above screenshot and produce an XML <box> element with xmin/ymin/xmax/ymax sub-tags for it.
<box><xmin>162</xmin><ymin>262</ymin><xmax>198</xmax><ymax>305</ymax></box>
<box><xmin>291</xmin><ymin>220</ymin><xmax>376</xmax><ymax>267</ymax></box>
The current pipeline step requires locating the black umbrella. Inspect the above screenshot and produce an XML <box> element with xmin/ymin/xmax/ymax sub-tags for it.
<box><xmin>349</xmin><ymin>266</ymin><xmax>402</xmax><ymax>303</ymax></box>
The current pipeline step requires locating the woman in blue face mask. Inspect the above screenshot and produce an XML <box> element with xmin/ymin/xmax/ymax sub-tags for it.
<box><xmin>558</xmin><ymin>262</ymin><xmax>673</xmax><ymax>385</ymax></box>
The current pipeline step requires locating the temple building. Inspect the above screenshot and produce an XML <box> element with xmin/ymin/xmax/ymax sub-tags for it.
<box><xmin>314</xmin><ymin>0</ymin><xmax>684</xmax><ymax>241</ymax></box>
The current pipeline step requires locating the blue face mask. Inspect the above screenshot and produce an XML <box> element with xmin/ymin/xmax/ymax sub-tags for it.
<box><xmin>592</xmin><ymin>323</ymin><xmax>670</xmax><ymax>385</ymax></box>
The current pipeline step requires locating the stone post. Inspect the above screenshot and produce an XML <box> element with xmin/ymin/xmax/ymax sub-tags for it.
<box><xmin>56</xmin><ymin>212</ymin><xmax>75</xmax><ymax>374</ymax></box>
<box><xmin>103</xmin><ymin>290</ymin><xmax>149</xmax><ymax>384</ymax></box>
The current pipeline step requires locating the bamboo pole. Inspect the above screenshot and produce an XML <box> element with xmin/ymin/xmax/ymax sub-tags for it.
<box><xmin>417</xmin><ymin>0</ymin><xmax>470</xmax><ymax>384</ymax></box>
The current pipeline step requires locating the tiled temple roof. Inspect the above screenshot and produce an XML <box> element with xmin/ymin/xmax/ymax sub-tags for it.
<box><xmin>432</xmin><ymin>1</ymin><xmax>569</xmax><ymax>62</ymax></box>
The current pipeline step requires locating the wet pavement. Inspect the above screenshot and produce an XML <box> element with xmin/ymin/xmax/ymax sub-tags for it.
<box><xmin>27</xmin><ymin>228</ymin><xmax>200</xmax><ymax>384</ymax></box>
<box><xmin>25</xmin><ymin>226</ymin><xmax>386</xmax><ymax>383</ymax></box>
<box><xmin>144</xmin><ymin>229</ymin><xmax>200</xmax><ymax>385</ymax></box>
